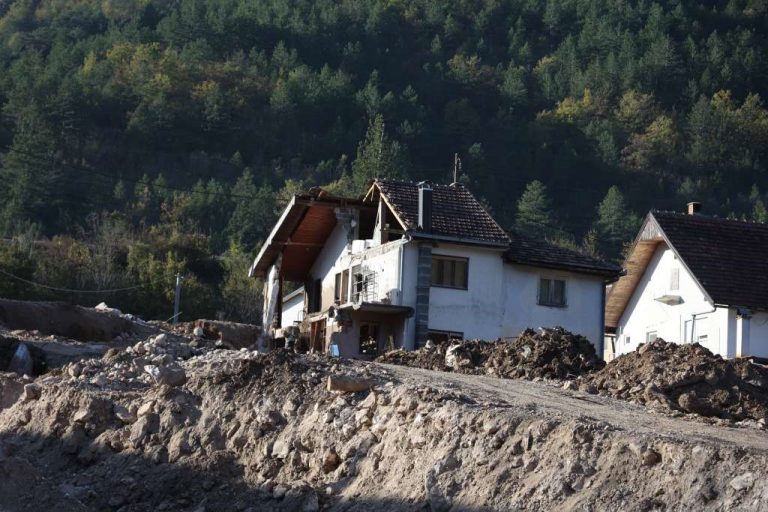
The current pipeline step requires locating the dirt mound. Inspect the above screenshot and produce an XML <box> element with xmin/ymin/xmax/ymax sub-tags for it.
<box><xmin>377</xmin><ymin>327</ymin><xmax>603</xmax><ymax>380</ymax></box>
<box><xmin>580</xmin><ymin>339</ymin><xmax>768</xmax><ymax>423</ymax></box>
<box><xmin>2</xmin><ymin>332</ymin><xmax>768</xmax><ymax>511</ymax></box>
<box><xmin>0</xmin><ymin>298</ymin><xmax>146</xmax><ymax>342</ymax></box>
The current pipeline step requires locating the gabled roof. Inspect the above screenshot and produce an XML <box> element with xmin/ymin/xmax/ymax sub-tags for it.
<box><xmin>368</xmin><ymin>180</ymin><xmax>511</xmax><ymax>246</ymax></box>
<box><xmin>653</xmin><ymin>211</ymin><xmax>768</xmax><ymax>309</ymax></box>
<box><xmin>606</xmin><ymin>210</ymin><xmax>768</xmax><ymax>327</ymax></box>
<box><xmin>504</xmin><ymin>231</ymin><xmax>622</xmax><ymax>277</ymax></box>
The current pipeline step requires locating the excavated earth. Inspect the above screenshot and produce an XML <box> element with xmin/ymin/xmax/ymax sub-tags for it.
<box><xmin>376</xmin><ymin>327</ymin><xmax>604</xmax><ymax>379</ymax></box>
<box><xmin>1</xmin><ymin>327</ymin><xmax>768</xmax><ymax>511</ymax></box>
<box><xmin>576</xmin><ymin>339</ymin><xmax>768</xmax><ymax>424</ymax></box>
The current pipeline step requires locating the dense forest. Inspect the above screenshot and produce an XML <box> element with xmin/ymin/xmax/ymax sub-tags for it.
<box><xmin>1</xmin><ymin>0</ymin><xmax>767</xmax><ymax>321</ymax></box>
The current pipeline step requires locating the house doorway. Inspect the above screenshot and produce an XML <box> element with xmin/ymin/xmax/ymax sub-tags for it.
<box><xmin>310</xmin><ymin>319</ymin><xmax>326</xmax><ymax>353</ymax></box>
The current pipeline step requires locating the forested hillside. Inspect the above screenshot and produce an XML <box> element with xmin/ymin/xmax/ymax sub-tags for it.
<box><xmin>1</xmin><ymin>0</ymin><xmax>767</xmax><ymax>320</ymax></box>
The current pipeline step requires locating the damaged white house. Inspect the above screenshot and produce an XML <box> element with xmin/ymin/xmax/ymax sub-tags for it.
<box><xmin>606</xmin><ymin>202</ymin><xmax>768</xmax><ymax>359</ymax></box>
<box><xmin>250</xmin><ymin>180</ymin><xmax>620</xmax><ymax>358</ymax></box>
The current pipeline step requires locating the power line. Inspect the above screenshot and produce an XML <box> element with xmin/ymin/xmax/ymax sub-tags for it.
<box><xmin>0</xmin><ymin>267</ymin><xmax>145</xmax><ymax>294</ymax></box>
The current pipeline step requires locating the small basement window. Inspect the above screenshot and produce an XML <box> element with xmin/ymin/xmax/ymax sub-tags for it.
<box><xmin>646</xmin><ymin>331</ymin><xmax>657</xmax><ymax>343</ymax></box>
<box><xmin>538</xmin><ymin>278</ymin><xmax>566</xmax><ymax>307</ymax></box>
<box><xmin>431</xmin><ymin>255</ymin><xmax>468</xmax><ymax>289</ymax></box>
<box><xmin>427</xmin><ymin>330</ymin><xmax>464</xmax><ymax>345</ymax></box>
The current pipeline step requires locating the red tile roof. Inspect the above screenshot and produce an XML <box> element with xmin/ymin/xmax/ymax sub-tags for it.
<box><xmin>374</xmin><ymin>180</ymin><xmax>511</xmax><ymax>245</ymax></box>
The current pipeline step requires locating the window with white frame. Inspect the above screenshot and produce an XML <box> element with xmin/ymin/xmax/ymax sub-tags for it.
<box><xmin>646</xmin><ymin>331</ymin><xmax>657</xmax><ymax>343</ymax></box>
<box><xmin>538</xmin><ymin>278</ymin><xmax>566</xmax><ymax>307</ymax></box>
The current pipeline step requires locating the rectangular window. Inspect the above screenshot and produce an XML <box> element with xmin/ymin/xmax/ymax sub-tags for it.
<box><xmin>646</xmin><ymin>331</ymin><xmax>657</xmax><ymax>343</ymax></box>
<box><xmin>334</xmin><ymin>270</ymin><xmax>349</xmax><ymax>303</ymax></box>
<box><xmin>538</xmin><ymin>278</ymin><xmax>566</xmax><ymax>307</ymax></box>
<box><xmin>431</xmin><ymin>255</ymin><xmax>469</xmax><ymax>289</ymax></box>
<box><xmin>670</xmin><ymin>268</ymin><xmax>679</xmax><ymax>291</ymax></box>
<box><xmin>625</xmin><ymin>336</ymin><xmax>631</xmax><ymax>346</ymax></box>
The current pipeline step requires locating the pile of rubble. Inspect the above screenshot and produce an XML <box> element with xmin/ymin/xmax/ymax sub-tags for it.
<box><xmin>377</xmin><ymin>327</ymin><xmax>604</xmax><ymax>380</ymax></box>
<box><xmin>573</xmin><ymin>339</ymin><xmax>768</xmax><ymax>423</ymax></box>
<box><xmin>2</xmin><ymin>329</ymin><xmax>768</xmax><ymax>511</ymax></box>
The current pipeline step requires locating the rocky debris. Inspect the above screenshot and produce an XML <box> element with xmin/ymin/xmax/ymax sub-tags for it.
<box><xmin>2</xmin><ymin>319</ymin><xmax>768</xmax><ymax>511</ymax></box>
<box><xmin>0</xmin><ymin>298</ymin><xmax>146</xmax><ymax>342</ymax></box>
<box><xmin>183</xmin><ymin>319</ymin><xmax>260</xmax><ymax>349</ymax></box>
<box><xmin>7</xmin><ymin>342</ymin><xmax>33</xmax><ymax>376</ymax></box>
<box><xmin>576</xmin><ymin>339</ymin><xmax>768</xmax><ymax>423</ymax></box>
<box><xmin>377</xmin><ymin>327</ymin><xmax>604</xmax><ymax>380</ymax></box>
<box><xmin>144</xmin><ymin>364</ymin><xmax>187</xmax><ymax>387</ymax></box>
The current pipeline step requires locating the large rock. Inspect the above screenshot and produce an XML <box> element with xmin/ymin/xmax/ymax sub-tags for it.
<box><xmin>144</xmin><ymin>365</ymin><xmax>187</xmax><ymax>387</ymax></box>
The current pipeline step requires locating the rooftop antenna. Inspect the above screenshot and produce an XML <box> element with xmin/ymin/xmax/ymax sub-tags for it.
<box><xmin>452</xmin><ymin>153</ymin><xmax>462</xmax><ymax>186</ymax></box>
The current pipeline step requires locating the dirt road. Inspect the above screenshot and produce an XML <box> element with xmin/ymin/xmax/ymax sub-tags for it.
<box><xmin>379</xmin><ymin>362</ymin><xmax>768</xmax><ymax>452</ymax></box>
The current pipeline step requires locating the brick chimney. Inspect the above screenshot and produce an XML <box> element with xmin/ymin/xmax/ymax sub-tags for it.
<box><xmin>687</xmin><ymin>201</ymin><xmax>702</xmax><ymax>215</ymax></box>
<box><xmin>418</xmin><ymin>181</ymin><xmax>433</xmax><ymax>231</ymax></box>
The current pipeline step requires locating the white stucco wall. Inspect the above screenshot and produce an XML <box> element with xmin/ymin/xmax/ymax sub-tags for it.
<box><xmin>502</xmin><ymin>265</ymin><xmax>606</xmax><ymax>346</ymax></box>
<box><xmin>427</xmin><ymin>243</ymin><xmax>506</xmax><ymax>340</ymax></box>
<box><xmin>616</xmin><ymin>244</ymin><xmax>732</xmax><ymax>356</ymax></box>
<box><xmin>309</xmin><ymin>220</ymin><xmax>352</xmax><ymax>310</ymax></box>
<box><xmin>744</xmin><ymin>312</ymin><xmax>768</xmax><ymax>358</ymax></box>
<box><xmin>280</xmin><ymin>293</ymin><xmax>304</xmax><ymax>329</ymax></box>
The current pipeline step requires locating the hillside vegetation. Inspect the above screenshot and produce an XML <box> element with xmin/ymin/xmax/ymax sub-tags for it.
<box><xmin>1</xmin><ymin>0</ymin><xmax>767</xmax><ymax>319</ymax></box>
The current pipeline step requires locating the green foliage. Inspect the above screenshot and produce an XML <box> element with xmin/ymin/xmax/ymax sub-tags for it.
<box><xmin>594</xmin><ymin>186</ymin><xmax>641</xmax><ymax>262</ymax></box>
<box><xmin>515</xmin><ymin>181</ymin><xmax>559</xmax><ymax>239</ymax></box>
<box><xmin>220</xmin><ymin>242</ymin><xmax>263</xmax><ymax>324</ymax></box>
<box><xmin>351</xmin><ymin>114</ymin><xmax>410</xmax><ymax>191</ymax></box>
<box><xmin>0</xmin><ymin>0</ymin><xmax>768</xmax><ymax>317</ymax></box>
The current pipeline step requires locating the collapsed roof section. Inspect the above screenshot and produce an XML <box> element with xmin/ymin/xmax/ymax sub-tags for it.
<box><xmin>248</xmin><ymin>189</ymin><xmax>372</xmax><ymax>281</ymax></box>
<box><xmin>250</xmin><ymin>179</ymin><xmax>621</xmax><ymax>283</ymax></box>
<box><xmin>366</xmin><ymin>180</ymin><xmax>512</xmax><ymax>247</ymax></box>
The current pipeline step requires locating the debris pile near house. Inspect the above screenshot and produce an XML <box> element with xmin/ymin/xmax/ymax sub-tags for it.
<box><xmin>377</xmin><ymin>327</ymin><xmax>604</xmax><ymax>380</ymax></box>
<box><xmin>2</xmin><ymin>327</ymin><xmax>768</xmax><ymax>511</ymax></box>
<box><xmin>576</xmin><ymin>339</ymin><xmax>768</xmax><ymax>423</ymax></box>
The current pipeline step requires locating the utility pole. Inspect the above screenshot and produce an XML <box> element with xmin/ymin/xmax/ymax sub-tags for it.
<box><xmin>173</xmin><ymin>273</ymin><xmax>183</xmax><ymax>324</ymax></box>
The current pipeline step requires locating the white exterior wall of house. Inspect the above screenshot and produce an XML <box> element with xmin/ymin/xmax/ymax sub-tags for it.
<box><xmin>280</xmin><ymin>292</ymin><xmax>304</xmax><ymax>329</ymax></box>
<box><xmin>502</xmin><ymin>265</ymin><xmax>606</xmax><ymax>346</ymax></box>
<box><xmin>616</xmin><ymin>244</ymin><xmax>736</xmax><ymax>357</ymax></box>
<box><xmin>427</xmin><ymin>243</ymin><xmax>506</xmax><ymax>341</ymax></box>
<box><xmin>297</xmin><ymin>209</ymin><xmax>608</xmax><ymax>355</ymax></box>
<box><xmin>745</xmin><ymin>312</ymin><xmax>768</xmax><ymax>358</ymax></box>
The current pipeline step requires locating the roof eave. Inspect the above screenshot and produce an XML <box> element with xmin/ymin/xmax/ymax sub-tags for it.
<box><xmin>248</xmin><ymin>195</ymin><xmax>299</xmax><ymax>278</ymax></box>
<box><xmin>408</xmin><ymin>231</ymin><xmax>510</xmax><ymax>248</ymax></box>
<box><xmin>505</xmin><ymin>258</ymin><xmax>622</xmax><ymax>279</ymax></box>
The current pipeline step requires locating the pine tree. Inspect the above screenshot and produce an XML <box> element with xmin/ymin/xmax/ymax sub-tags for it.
<box><xmin>594</xmin><ymin>186</ymin><xmax>640</xmax><ymax>262</ymax></box>
<box><xmin>515</xmin><ymin>181</ymin><xmax>558</xmax><ymax>238</ymax></box>
<box><xmin>351</xmin><ymin>114</ymin><xmax>409</xmax><ymax>192</ymax></box>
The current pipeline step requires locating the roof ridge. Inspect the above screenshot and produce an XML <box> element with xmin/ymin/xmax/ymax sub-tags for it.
<box><xmin>652</xmin><ymin>209</ymin><xmax>768</xmax><ymax>227</ymax></box>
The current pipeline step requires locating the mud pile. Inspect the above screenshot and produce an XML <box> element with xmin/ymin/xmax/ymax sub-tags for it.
<box><xmin>578</xmin><ymin>339</ymin><xmax>768</xmax><ymax>423</ymax></box>
<box><xmin>2</xmin><ymin>334</ymin><xmax>768</xmax><ymax>511</ymax></box>
<box><xmin>377</xmin><ymin>327</ymin><xmax>604</xmax><ymax>380</ymax></box>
